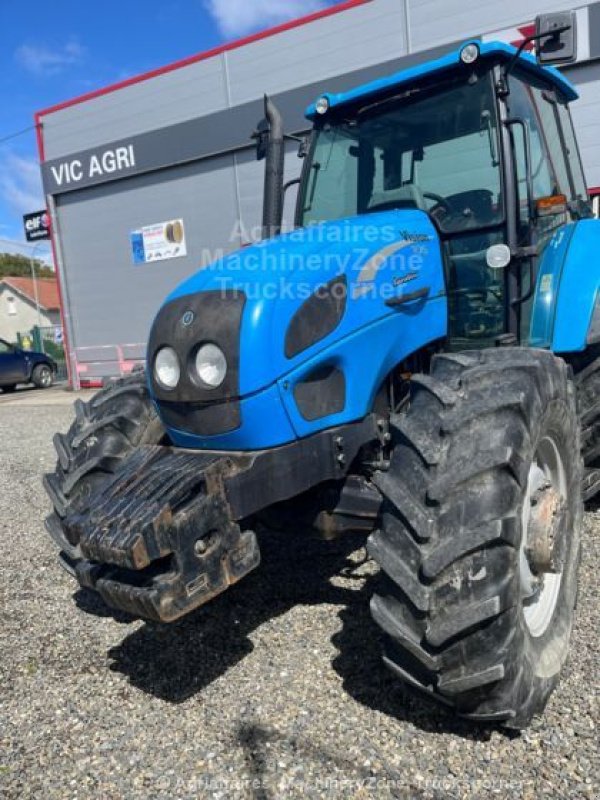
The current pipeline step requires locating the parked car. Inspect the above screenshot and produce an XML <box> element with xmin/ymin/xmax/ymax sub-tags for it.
<box><xmin>0</xmin><ymin>338</ymin><xmax>56</xmax><ymax>391</ymax></box>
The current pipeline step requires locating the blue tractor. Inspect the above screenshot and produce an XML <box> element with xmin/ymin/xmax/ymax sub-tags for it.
<box><xmin>45</xmin><ymin>13</ymin><xmax>599</xmax><ymax>728</ymax></box>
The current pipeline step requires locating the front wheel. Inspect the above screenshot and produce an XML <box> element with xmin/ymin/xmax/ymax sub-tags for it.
<box><xmin>368</xmin><ymin>348</ymin><xmax>582</xmax><ymax>728</ymax></box>
<box><xmin>43</xmin><ymin>371</ymin><xmax>166</xmax><ymax>573</ymax></box>
<box><xmin>32</xmin><ymin>363</ymin><xmax>53</xmax><ymax>389</ymax></box>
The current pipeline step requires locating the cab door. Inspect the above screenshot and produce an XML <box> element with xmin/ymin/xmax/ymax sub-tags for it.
<box><xmin>505</xmin><ymin>72</ymin><xmax>592</xmax><ymax>342</ymax></box>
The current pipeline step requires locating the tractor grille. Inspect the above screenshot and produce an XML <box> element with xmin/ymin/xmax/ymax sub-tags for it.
<box><xmin>147</xmin><ymin>290</ymin><xmax>245</xmax><ymax>435</ymax></box>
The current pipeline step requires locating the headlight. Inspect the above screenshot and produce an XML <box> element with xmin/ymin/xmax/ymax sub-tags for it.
<box><xmin>194</xmin><ymin>343</ymin><xmax>227</xmax><ymax>388</ymax></box>
<box><xmin>154</xmin><ymin>347</ymin><xmax>180</xmax><ymax>390</ymax></box>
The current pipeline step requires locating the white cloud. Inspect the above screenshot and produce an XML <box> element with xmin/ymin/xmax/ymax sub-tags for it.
<box><xmin>15</xmin><ymin>39</ymin><xmax>85</xmax><ymax>77</ymax></box>
<box><xmin>205</xmin><ymin>0</ymin><xmax>330</xmax><ymax>37</ymax></box>
<box><xmin>0</xmin><ymin>151</ymin><xmax>51</xmax><ymax>259</ymax></box>
<box><xmin>0</xmin><ymin>151</ymin><xmax>44</xmax><ymax>218</ymax></box>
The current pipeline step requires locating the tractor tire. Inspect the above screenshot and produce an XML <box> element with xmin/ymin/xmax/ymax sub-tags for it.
<box><xmin>570</xmin><ymin>346</ymin><xmax>600</xmax><ymax>502</ymax></box>
<box><xmin>368</xmin><ymin>348</ymin><xmax>582</xmax><ymax>728</ymax></box>
<box><xmin>43</xmin><ymin>371</ymin><xmax>166</xmax><ymax>575</ymax></box>
<box><xmin>32</xmin><ymin>363</ymin><xmax>54</xmax><ymax>389</ymax></box>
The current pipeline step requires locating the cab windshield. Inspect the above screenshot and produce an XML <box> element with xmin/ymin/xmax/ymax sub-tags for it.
<box><xmin>300</xmin><ymin>73</ymin><xmax>504</xmax><ymax>234</ymax></box>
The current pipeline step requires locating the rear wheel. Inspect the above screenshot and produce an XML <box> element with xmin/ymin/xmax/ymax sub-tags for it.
<box><xmin>32</xmin><ymin>363</ymin><xmax>53</xmax><ymax>389</ymax></box>
<box><xmin>43</xmin><ymin>371</ymin><xmax>166</xmax><ymax>573</ymax></box>
<box><xmin>570</xmin><ymin>346</ymin><xmax>600</xmax><ymax>502</ymax></box>
<box><xmin>368</xmin><ymin>348</ymin><xmax>582</xmax><ymax>728</ymax></box>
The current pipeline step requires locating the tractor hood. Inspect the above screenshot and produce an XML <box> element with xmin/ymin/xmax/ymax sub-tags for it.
<box><xmin>147</xmin><ymin>208</ymin><xmax>446</xmax><ymax>405</ymax></box>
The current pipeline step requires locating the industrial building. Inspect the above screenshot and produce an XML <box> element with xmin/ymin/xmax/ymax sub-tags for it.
<box><xmin>36</xmin><ymin>0</ymin><xmax>600</xmax><ymax>387</ymax></box>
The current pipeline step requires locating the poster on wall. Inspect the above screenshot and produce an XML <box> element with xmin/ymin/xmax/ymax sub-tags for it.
<box><xmin>130</xmin><ymin>219</ymin><xmax>187</xmax><ymax>265</ymax></box>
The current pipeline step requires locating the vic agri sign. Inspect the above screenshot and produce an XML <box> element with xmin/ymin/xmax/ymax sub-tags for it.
<box><xmin>47</xmin><ymin>145</ymin><xmax>136</xmax><ymax>189</ymax></box>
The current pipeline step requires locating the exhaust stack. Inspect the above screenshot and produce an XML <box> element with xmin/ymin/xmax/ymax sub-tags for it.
<box><xmin>258</xmin><ymin>95</ymin><xmax>285</xmax><ymax>239</ymax></box>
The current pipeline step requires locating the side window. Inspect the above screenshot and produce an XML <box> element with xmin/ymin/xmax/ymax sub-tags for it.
<box><xmin>557</xmin><ymin>103</ymin><xmax>588</xmax><ymax>200</ymax></box>
<box><xmin>529</xmin><ymin>87</ymin><xmax>571</xmax><ymax>198</ymax></box>
<box><xmin>0</xmin><ymin>341</ymin><xmax>13</xmax><ymax>354</ymax></box>
<box><xmin>302</xmin><ymin>127</ymin><xmax>358</xmax><ymax>224</ymax></box>
<box><xmin>414</xmin><ymin>130</ymin><xmax>503</xmax><ymax>201</ymax></box>
<box><xmin>507</xmin><ymin>78</ymin><xmax>557</xmax><ymax>224</ymax></box>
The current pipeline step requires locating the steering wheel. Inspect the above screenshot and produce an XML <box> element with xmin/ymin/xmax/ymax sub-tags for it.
<box><xmin>423</xmin><ymin>191</ymin><xmax>453</xmax><ymax>215</ymax></box>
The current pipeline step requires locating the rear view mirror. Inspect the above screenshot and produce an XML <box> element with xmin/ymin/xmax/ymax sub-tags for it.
<box><xmin>535</xmin><ymin>12</ymin><xmax>577</xmax><ymax>65</ymax></box>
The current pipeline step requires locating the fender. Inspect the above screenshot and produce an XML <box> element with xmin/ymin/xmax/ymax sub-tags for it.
<box><xmin>529</xmin><ymin>220</ymin><xmax>600</xmax><ymax>353</ymax></box>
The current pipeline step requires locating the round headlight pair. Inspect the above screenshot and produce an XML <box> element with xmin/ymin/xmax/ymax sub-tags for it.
<box><xmin>154</xmin><ymin>344</ymin><xmax>227</xmax><ymax>391</ymax></box>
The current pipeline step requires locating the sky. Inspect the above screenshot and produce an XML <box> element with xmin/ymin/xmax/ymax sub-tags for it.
<box><xmin>0</xmin><ymin>0</ymin><xmax>342</xmax><ymax>257</ymax></box>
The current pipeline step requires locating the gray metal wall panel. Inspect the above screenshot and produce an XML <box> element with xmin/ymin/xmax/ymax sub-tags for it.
<box><xmin>42</xmin><ymin>56</ymin><xmax>229</xmax><ymax>160</ymax></box>
<box><xmin>40</xmin><ymin>0</ymin><xmax>597</xmax><ymax>165</ymax></box>
<box><xmin>589</xmin><ymin>2</ymin><xmax>600</xmax><ymax>57</ymax></box>
<box><xmin>226</xmin><ymin>0</ymin><xmax>407</xmax><ymax>105</ymax></box>
<box><xmin>408</xmin><ymin>0</ymin><xmax>577</xmax><ymax>50</ymax></box>
<box><xmin>41</xmin><ymin>0</ymin><xmax>407</xmax><ymax>162</ymax></box>
<box><xmin>42</xmin><ymin>0</ymin><xmax>600</xmax><ymax>381</ymax></box>
<box><xmin>42</xmin><ymin>40</ymin><xmax>464</xmax><ymax>197</ymax></box>
<box><xmin>567</xmin><ymin>62</ymin><xmax>600</xmax><ymax>188</ymax></box>
<box><xmin>56</xmin><ymin>155</ymin><xmax>240</xmax><ymax>351</ymax></box>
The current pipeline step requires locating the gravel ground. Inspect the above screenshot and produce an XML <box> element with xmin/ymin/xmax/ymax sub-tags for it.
<box><xmin>0</xmin><ymin>394</ymin><xmax>598</xmax><ymax>799</ymax></box>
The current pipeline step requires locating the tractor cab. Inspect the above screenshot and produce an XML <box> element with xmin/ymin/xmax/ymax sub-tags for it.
<box><xmin>290</xmin><ymin>17</ymin><xmax>591</xmax><ymax>350</ymax></box>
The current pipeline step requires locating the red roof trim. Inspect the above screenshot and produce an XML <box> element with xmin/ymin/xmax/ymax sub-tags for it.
<box><xmin>36</xmin><ymin>0</ymin><xmax>371</xmax><ymax>119</ymax></box>
<box><xmin>1</xmin><ymin>277</ymin><xmax>60</xmax><ymax>311</ymax></box>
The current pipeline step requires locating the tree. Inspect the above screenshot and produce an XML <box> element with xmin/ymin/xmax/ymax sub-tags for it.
<box><xmin>0</xmin><ymin>252</ymin><xmax>55</xmax><ymax>280</ymax></box>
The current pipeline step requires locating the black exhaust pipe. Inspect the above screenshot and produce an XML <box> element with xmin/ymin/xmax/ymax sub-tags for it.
<box><xmin>261</xmin><ymin>95</ymin><xmax>285</xmax><ymax>239</ymax></box>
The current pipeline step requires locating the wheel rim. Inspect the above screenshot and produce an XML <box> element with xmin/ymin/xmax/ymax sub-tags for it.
<box><xmin>40</xmin><ymin>368</ymin><xmax>52</xmax><ymax>387</ymax></box>
<box><xmin>520</xmin><ymin>435</ymin><xmax>566</xmax><ymax>638</ymax></box>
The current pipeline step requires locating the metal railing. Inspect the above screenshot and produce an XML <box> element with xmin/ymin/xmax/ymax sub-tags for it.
<box><xmin>17</xmin><ymin>325</ymin><xmax>68</xmax><ymax>382</ymax></box>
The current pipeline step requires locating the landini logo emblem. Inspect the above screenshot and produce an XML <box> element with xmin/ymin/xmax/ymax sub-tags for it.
<box><xmin>182</xmin><ymin>311</ymin><xmax>195</xmax><ymax>326</ymax></box>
